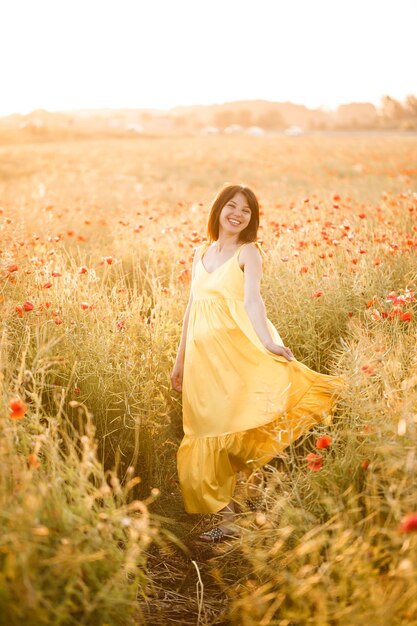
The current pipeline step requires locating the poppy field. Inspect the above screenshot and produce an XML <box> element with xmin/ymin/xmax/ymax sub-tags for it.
<box><xmin>1</xmin><ymin>132</ymin><xmax>417</xmax><ymax>625</ymax></box>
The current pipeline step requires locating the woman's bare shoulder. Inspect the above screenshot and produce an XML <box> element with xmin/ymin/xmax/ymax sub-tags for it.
<box><xmin>238</xmin><ymin>241</ymin><xmax>266</xmax><ymax>271</ymax></box>
<box><xmin>240</xmin><ymin>241</ymin><xmax>266</xmax><ymax>259</ymax></box>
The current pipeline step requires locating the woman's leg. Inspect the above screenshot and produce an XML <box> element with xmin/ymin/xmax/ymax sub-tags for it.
<box><xmin>245</xmin><ymin>469</ymin><xmax>265</xmax><ymax>498</ymax></box>
<box><xmin>199</xmin><ymin>500</ymin><xmax>239</xmax><ymax>541</ymax></box>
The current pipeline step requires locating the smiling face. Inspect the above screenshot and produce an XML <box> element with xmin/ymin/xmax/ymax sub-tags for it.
<box><xmin>218</xmin><ymin>191</ymin><xmax>252</xmax><ymax>238</ymax></box>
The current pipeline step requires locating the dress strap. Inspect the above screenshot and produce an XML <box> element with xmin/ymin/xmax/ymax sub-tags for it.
<box><xmin>197</xmin><ymin>241</ymin><xmax>211</xmax><ymax>261</ymax></box>
<box><xmin>253</xmin><ymin>240</ymin><xmax>267</xmax><ymax>258</ymax></box>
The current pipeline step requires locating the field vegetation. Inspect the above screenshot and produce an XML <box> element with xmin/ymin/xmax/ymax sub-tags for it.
<box><xmin>1</xmin><ymin>133</ymin><xmax>416</xmax><ymax>625</ymax></box>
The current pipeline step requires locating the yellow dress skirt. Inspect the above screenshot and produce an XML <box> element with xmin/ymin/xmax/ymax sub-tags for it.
<box><xmin>177</xmin><ymin>241</ymin><xmax>345</xmax><ymax>514</ymax></box>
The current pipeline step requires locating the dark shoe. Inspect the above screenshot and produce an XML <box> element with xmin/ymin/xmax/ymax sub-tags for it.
<box><xmin>244</xmin><ymin>494</ymin><xmax>266</xmax><ymax>512</ymax></box>
<box><xmin>198</xmin><ymin>526</ymin><xmax>239</xmax><ymax>543</ymax></box>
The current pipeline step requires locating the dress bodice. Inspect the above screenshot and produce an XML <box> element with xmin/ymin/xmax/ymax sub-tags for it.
<box><xmin>192</xmin><ymin>241</ymin><xmax>264</xmax><ymax>302</ymax></box>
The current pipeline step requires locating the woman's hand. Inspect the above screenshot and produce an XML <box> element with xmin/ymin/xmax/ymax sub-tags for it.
<box><xmin>266</xmin><ymin>342</ymin><xmax>295</xmax><ymax>361</ymax></box>
<box><xmin>170</xmin><ymin>360</ymin><xmax>184</xmax><ymax>392</ymax></box>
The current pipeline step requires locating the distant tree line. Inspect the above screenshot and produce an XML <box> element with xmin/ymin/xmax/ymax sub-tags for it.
<box><xmin>213</xmin><ymin>108</ymin><xmax>286</xmax><ymax>130</ymax></box>
<box><xmin>379</xmin><ymin>95</ymin><xmax>417</xmax><ymax>130</ymax></box>
<box><xmin>206</xmin><ymin>95</ymin><xmax>417</xmax><ymax>131</ymax></box>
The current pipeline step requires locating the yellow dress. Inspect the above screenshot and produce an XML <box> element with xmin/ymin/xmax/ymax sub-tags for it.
<box><xmin>177</xmin><ymin>241</ymin><xmax>345</xmax><ymax>514</ymax></box>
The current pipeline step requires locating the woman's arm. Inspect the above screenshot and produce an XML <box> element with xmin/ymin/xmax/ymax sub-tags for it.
<box><xmin>175</xmin><ymin>297</ymin><xmax>193</xmax><ymax>365</ymax></box>
<box><xmin>242</xmin><ymin>244</ymin><xmax>294</xmax><ymax>360</ymax></box>
<box><xmin>173</xmin><ymin>246</ymin><xmax>199</xmax><ymax>365</ymax></box>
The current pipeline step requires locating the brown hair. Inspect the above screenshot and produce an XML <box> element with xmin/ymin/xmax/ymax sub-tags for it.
<box><xmin>206</xmin><ymin>183</ymin><xmax>260</xmax><ymax>243</ymax></box>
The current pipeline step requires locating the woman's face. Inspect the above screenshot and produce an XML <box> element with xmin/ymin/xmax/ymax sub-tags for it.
<box><xmin>218</xmin><ymin>191</ymin><xmax>252</xmax><ymax>237</ymax></box>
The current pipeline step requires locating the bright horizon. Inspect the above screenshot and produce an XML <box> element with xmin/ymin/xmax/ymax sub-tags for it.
<box><xmin>1</xmin><ymin>0</ymin><xmax>416</xmax><ymax>117</ymax></box>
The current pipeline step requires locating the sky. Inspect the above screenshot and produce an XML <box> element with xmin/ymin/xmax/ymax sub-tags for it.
<box><xmin>0</xmin><ymin>0</ymin><xmax>416</xmax><ymax>116</ymax></box>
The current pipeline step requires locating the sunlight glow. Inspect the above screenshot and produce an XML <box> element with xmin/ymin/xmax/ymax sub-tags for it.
<box><xmin>0</xmin><ymin>0</ymin><xmax>416</xmax><ymax>116</ymax></box>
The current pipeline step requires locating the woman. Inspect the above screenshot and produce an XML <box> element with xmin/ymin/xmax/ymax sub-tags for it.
<box><xmin>171</xmin><ymin>183</ymin><xmax>344</xmax><ymax>542</ymax></box>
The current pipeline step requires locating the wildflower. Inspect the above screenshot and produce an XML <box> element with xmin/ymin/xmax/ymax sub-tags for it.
<box><xmin>361</xmin><ymin>364</ymin><xmax>375</xmax><ymax>375</ymax></box>
<box><xmin>52</xmin><ymin>271</ymin><xmax>62</xmax><ymax>277</ymax></box>
<box><xmin>316</xmin><ymin>435</ymin><xmax>332</xmax><ymax>449</ymax></box>
<box><xmin>306</xmin><ymin>452</ymin><xmax>323</xmax><ymax>471</ymax></box>
<box><xmin>312</xmin><ymin>290</ymin><xmax>324</xmax><ymax>298</ymax></box>
<box><xmin>54</xmin><ymin>318</ymin><xmax>63</xmax><ymax>325</ymax></box>
<box><xmin>43</xmin><ymin>281</ymin><xmax>52</xmax><ymax>289</ymax></box>
<box><xmin>80</xmin><ymin>302</ymin><xmax>90</xmax><ymax>310</ymax></box>
<box><xmin>178</xmin><ymin>269</ymin><xmax>190</xmax><ymax>283</ymax></box>
<box><xmin>102</xmin><ymin>256</ymin><xmax>114</xmax><ymax>265</ymax></box>
<box><xmin>400</xmin><ymin>311</ymin><xmax>412</xmax><ymax>322</ymax></box>
<box><xmin>23</xmin><ymin>301</ymin><xmax>34</xmax><ymax>311</ymax></box>
<box><xmin>399</xmin><ymin>513</ymin><xmax>417</xmax><ymax>533</ymax></box>
<box><xmin>390</xmin><ymin>307</ymin><xmax>402</xmax><ymax>318</ymax></box>
<box><xmin>79</xmin><ymin>266</ymin><xmax>88</xmax><ymax>274</ymax></box>
<box><xmin>9</xmin><ymin>397</ymin><xmax>28</xmax><ymax>420</ymax></box>
<box><xmin>28</xmin><ymin>453</ymin><xmax>40</xmax><ymax>469</ymax></box>
<box><xmin>361</xmin><ymin>459</ymin><xmax>370</xmax><ymax>469</ymax></box>
<box><xmin>15</xmin><ymin>305</ymin><xmax>24</xmax><ymax>317</ymax></box>
<box><xmin>7</xmin><ymin>264</ymin><xmax>19</xmax><ymax>272</ymax></box>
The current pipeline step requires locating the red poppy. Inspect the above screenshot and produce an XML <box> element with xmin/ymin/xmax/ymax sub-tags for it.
<box><xmin>80</xmin><ymin>302</ymin><xmax>90</xmax><ymax>310</ymax></box>
<box><xmin>400</xmin><ymin>311</ymin><xmax>412</xmax><ymax>322</ymax></box>
<box><xmin>7</xmin><ymin>264</ymin><xmax>19</xmax><ymax>272</ymax></box>
<box><xmin>306</xmin><ymin>452</ymin><xmax>323</xmax><ymax>471</ymax></box>
<box><xmin>28</xmin><ymin>453</ymin><xmax>40</xmax><ymax>469</ymax></box>
<box><xmin>399</xmin><ymin>513</ymin><xmax>417</xmax><ymax>533</ymax></box>
<box><xmin>9</xmin><ymin>397</ymin><xmax>28</xmax><ymax>420</ymax></box>
<box><xmin>23</xmin><ymin>301</ymin><xmax>34</xmax><ymax>311</ymax></box>
<box><xmin>312</xmin><ymin>290</ymin><xmax>324</xmax><ymax>298</ymax></box>
<box><xmin>316</xmin><ymin>435</ymin><xmax>332</xmax><ymax>449</ymax></box>
<box><xmin>79</xmin><ymin>266</ymin><xmax>88</xmax><ymax>274</ymax></box>
<box><xmin>43</xmin><ymin>281</ymin><xmax>52</xmax><ymax>289</ymax></box>
<box><xmin>15</xmin><ymin>305</ymin><xmax>24</xmax><ymax>317</ymax></box>
<box><xmin>361</xmin><ymin>459</ymin><xmax>370</xmax><ymax>469</ymax></box>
